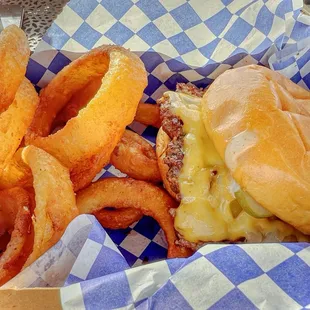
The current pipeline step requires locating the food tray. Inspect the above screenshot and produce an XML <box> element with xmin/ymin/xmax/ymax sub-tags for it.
<box><xmin>3</xmin><ymin>0</ymin><xmax>310</xmax><ymax>308</ymax></box>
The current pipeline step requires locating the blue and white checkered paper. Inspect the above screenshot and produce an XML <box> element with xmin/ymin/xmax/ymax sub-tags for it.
<box><xmin>19</xmin><ymin>0</ymin><xmax>310</xmax><ymax>308</ymax></box>
<box><xmin>5</xmin><ymin>215</ymin><xmax>310</xmax><ymax>309</ymax></box>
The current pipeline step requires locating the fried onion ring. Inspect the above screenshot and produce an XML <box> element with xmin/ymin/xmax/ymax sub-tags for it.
<box><xmin>94</xmin><ymin>208</ymin><xmax>143</xmax><ymax>229</ymax></box>
<box><xmin>53</xmin><ymin>96</ymin><xmax>160</xmax><ymax>131</ymax></box>
<box><xmin>110</xmin><ymin>130</ymin><xmax>161</xmax><ymax>182</ymax></box>
<box><xmin>0</xmin><ymin>187</ymin><xmax>30</xmax><ymax>231</ymax></box>
<box><xmin>49</xmin><ymin>78</ymin><xmax>110</xmax><ymax>191</ymax></box>
<box><xmin>0</xmin><ymin>25</ymin><xmax>30</xmax><ymax>113</ymax></box>
<box><xmin>25</xmin><ymin>46</ymin><xmax>147</xmax><ymax>191</ymax></box>
<box><xmin>135</xmin><ymin>103</ymin><xmax>161</xmax><ymax>128</ymax></box>
<box><xmin>22</xmin><ymin>146</ymin><xmax>78</xmax><ymax>268</ymax></box>
<box><xmin>50</xmin><ymin>79</ymin><xmax>159</xmax><ymax>187</ymax></box>
<box><xmin>55</xmin><ymin>120</ymin><xmax>161</xmax><ymax>188</ymax></box>
<box><xmin>52</xmin><ymin>77</ymin><xmax>102</xmax><ymax>129</ymax></box>
<box><xmin>0</xmin><ymin>148</ymin><xmax>33</xmax><ymax>190</ymax></box>
<box><xmin>77</xmin><ymin>178</ymin><xmax>192</xmax><ymax>258</ymax></box>
<box><xmin>0</xmin><ymin>78</ymin><xmax>39</xmax><ymax>171</ymax></box>
<box><xmin>0</xmin><ymin>188</ymin><xmax>33</xmax><ymax>286</ymax></box>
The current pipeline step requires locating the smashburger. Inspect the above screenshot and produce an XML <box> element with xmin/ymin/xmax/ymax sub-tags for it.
<box><xmin>156</xmin><ymin>65</ymin><xmax>310</xmax><ymax>250</ymax></box>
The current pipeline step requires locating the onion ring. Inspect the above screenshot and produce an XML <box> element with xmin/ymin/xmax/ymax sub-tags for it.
<box><xmin>94</xmin><ymin>208</ymin><xmax>143</xmax><ymax>229</ymax></box>
<box><xmin>110</xmin><ymin>130</ymin><xmax>162</xmax><ymax>182</ymax></box>
<box><xmin>22</xmin><ymin>146</ymin><xmax>78</xmax><ymax>268</ymax></box>
<box><xmin>77</xmin><ymin>178</ymin><xmax>192</xmax><ymax>258</ymax></box>
<box><xmin>135</xmin><ymin>103</ymin><xmax>161</xmax><ymax>128</ymax></box>
<box><xmin>0</xmin><ymin>148</ymin><xmax>33</xmax><ymax>190</ymax></box>
<box><xmin>0</xmin><ymin>206</ymin><xmax>33</xmax><ymax>286</ymax></box>
<box><xmin>0</xmin><ymin>25</ymin><xmax>30</xmax><ymax>113</ymax></box>
<box><xmin>55</xmin><ymin>125</ymin><xmax>161</xmax><ymax>189</ymax></box>
<box><xmin>25</xmin><ymin>46</ymin><xmax>147</xmax><ymax>191</ymax></box>
<box><xmin>53</xmin><ymin>97</ymin><xmax>160</xmax><ymax>131</ymax></box>
<box><xmin>0</xmin><ymin>188</ymin><xmax>33</xmax><ymax>286</ymax></box>
<box><xmin>52</xmin><ymin>77</ymin><xmax>102</xmax><ymax>130</ymax></box>
<box><xmin>0</xmin><ymin>187</ymin><xmax>30</xmax><ymax>231</ymax></box>
<box><xmin>0</xmin><ymin>78</ymin><xmax>39</xmax><ymax>171</ymax></box>
<box><xmin>49</xmin><ymin>78</ymin><xmax>110</xmax><ymax>191</ymax></box>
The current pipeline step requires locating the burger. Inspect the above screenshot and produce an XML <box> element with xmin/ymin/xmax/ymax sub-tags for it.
<box><xmin>156</xmin><ymin>65</ymin><xmax>310</xmax><ymax>250</ymax></box>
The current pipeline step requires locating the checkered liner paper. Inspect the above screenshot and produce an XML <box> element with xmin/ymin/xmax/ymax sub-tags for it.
<box><xmin>7</xmin><ymin>0</ymin><xmax>310</xmax><ymax>309</ymax></box>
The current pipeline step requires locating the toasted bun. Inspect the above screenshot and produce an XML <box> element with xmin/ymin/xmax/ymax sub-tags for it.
<box><xmin>156</xmin><ymin>127</ymin><xmax>179</xmax><ymax>200</ymax></box>
<box><xmin>202</xmin><ymin>64</ymin><xmax>310</xmax><ymax>234</ymax></box>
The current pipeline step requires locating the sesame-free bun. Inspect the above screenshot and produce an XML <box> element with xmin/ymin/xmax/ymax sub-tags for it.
<box><xmin>202</xmin><ymin>64</ymin><xmax>310</xmax><ymax>234</ymax></box>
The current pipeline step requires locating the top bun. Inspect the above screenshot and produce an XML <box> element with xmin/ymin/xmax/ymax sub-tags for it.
<box><xmin>202</xmin><ymin>64</ymin><xmax>310</xmax><ymax>234</ymax></box>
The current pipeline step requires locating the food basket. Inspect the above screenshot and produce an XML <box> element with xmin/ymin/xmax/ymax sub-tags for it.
<box><xmin>1</xmin><ymin>0</ymin><xmax>310</xmax><ymax>309</ymax></box>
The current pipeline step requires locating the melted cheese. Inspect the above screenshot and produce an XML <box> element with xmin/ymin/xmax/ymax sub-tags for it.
<box><xmin>166</xmin><ymin>91</ymin><xmax>307</xmax><ymax>243</ymax></box>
